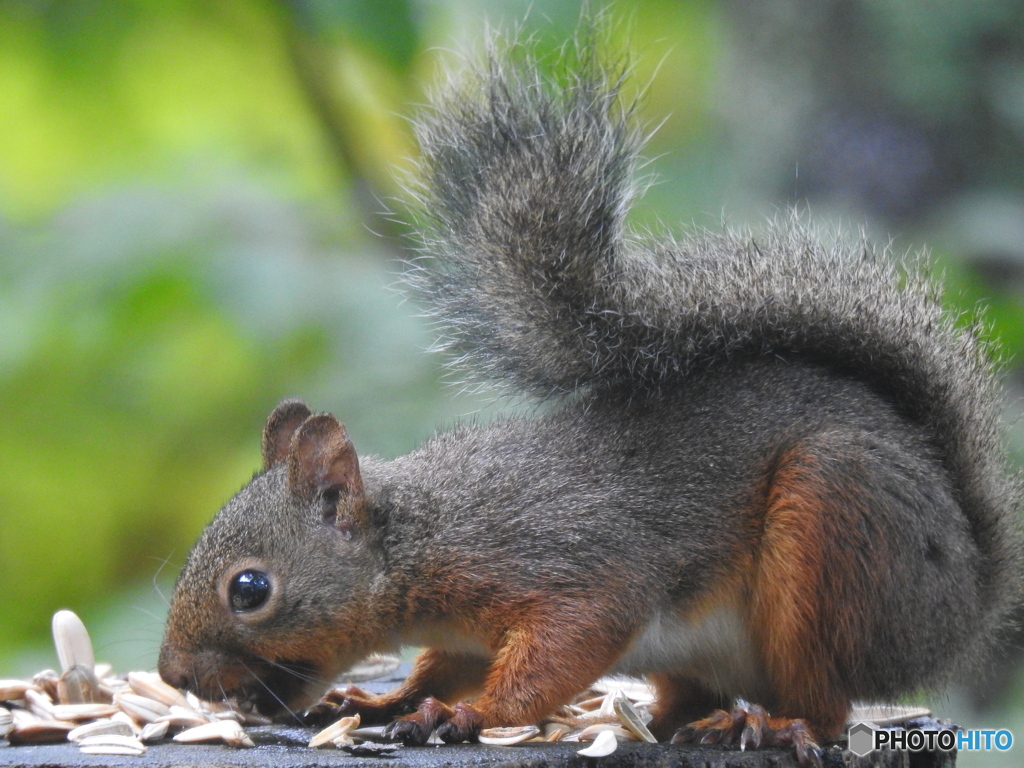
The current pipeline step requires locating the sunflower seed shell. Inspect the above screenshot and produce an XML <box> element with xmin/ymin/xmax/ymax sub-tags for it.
<box><xmin>77</xmin><ymin>734</ymin><xmax>147</xmax><ymax>755</ymax></box>
<box><xmin>52</xmin><ymin>611</ymin><xmax>95</xmax><ymax>673</ymax></box>
<box><xmin>68</xmin><ymin>718</ymin><xmax>136</xmax><ymax>742</ymax></box>
<box><xmin>7</xmin><ymin>719</ymin><xmax>75</xmax><ymax>745</ymax></box>
<box><xmin>173</xmin><ymin>719</ymin><xmax>254</xmax><ymax>747</ymax></box>
<box><xmin>116</xmin><ymin>692</ymin><xmax>170</xmax><ymax>723</ymax></box>
<box><xmin>127</xmin><ymin>671</ymin><xmax>191</xmax><ymax>709</ymax></box>
<box><xmin>25</xmin><ymin>688</ymin><xmax>55</xmax><ymax>719</ymax></box>
<box><xmin>140</xmin><ymin>720</ymin><xmax>170</xmax><ymax>743</ymax></box>
<box><xmin>577</xmin><ymin>729</ymin><xmax>619</xmax><ymax>757</ymax></box>
<box><xmin>0</xmin><ymin>680</ymin><xmax>33</xmax><ymax>702</ymax></box>
<box><xmin>309</xmin><ymin>714</ymin><xmax>361</xmax><ymax>748</ymax></box>
<box><xmin>52</xmin><ymin>703</ymin><xmax>119</xmax><ymax>722</ymax></box>
<box><xmin>578</xmin><ymin>724</ymin><xmax>635</xmax><ymax>742</ymax></box>
<box><xmin>155</xmin><ymin>706</ymin><xmax>211</xmax><ymax>729</ymax></box>
<box><xmin>338</xmin><ymin>654</ymin><xmax>402</xmax><ymax>683</ymax></box>
<box><xmin>0</xmin><ymin>707</ymin><xmax>12</xmax><ymax>738</ymax></box>
<box><xmin>613</xmin><ymin>696</ymin><xmax>657</xmax><ymax>743</ymax></box>
<box><xmin>478</xmin><ymin>725</ymin><xmax>541</xmax><ymax>745</ymax></box>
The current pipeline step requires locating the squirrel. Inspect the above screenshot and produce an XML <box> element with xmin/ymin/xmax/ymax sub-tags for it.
<box><xmin>158</xmin><ymin>31</ymin><xmax>1022</xmax><ymax>765</ymax></box>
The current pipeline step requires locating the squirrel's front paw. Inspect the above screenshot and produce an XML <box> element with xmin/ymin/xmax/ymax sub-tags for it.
<box><xmin>672</xmin><ymin>700</ymin><xmax>823</xmax><ymax>768</ymax></box>
<box><xmin>303</xmin><ymin>685</ymin><xmax>400</xmax><ymax>726</ymax></box>
<box><xmin>434</xmin><ymin>702</ymin><xmax>484</xmax><ymax>744</ymax></box>
<box><xmin>383</xmin><ymin>697</ymin><xmax>453</xmax><ymax>746</ymax></box>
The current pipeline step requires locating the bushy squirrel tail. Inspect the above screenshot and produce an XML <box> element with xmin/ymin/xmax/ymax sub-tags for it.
<box><xmin>404</xmin><ymin>33</ymin><xmax>1022</xmax><ymax>647</ymax></box>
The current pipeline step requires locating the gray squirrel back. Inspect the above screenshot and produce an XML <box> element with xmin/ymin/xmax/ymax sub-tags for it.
<box><xmin>404</xmin><ymin>39</ymin><xmax>1022</xmax><ymax>647</ymax></box>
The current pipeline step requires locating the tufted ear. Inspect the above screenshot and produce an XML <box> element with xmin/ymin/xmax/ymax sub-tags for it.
<box><xmin>287</xmin><ymin>413</ymin><xmax>365</xmax><ymax>529</ymax></box>
<box><xmin>262</xmin><ymin>400</ymin><xmax>313</xmax><ymax>469</ymax></box>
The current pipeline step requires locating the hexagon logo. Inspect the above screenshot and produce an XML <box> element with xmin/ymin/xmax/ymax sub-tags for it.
<box><xmin>848</xmin><ymin>721</ymin><xmax>876</xmax><ymax>757</ymax></box>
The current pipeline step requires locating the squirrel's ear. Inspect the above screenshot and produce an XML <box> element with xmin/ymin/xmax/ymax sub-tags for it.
<box><xmin>262</xmin><ymin>400</ymin><xmax>313</xmax><ymax>469</ymax></box>
<box><xmin>287</xmin><ymin>413</ymin><xmax>364</xmax><ymax>511</ymax></box>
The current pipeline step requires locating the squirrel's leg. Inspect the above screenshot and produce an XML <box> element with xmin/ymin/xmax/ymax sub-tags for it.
<box><xmin>305</xmin><ymin>649</ymin><xmax>489</xmax><ymax>726</ymax></box>
<box><xmin>675</xmin><ymin>436</ymin><xmax>917</xmax><ymax>767</ymax></box>
<box><xmin>646</xmin><ymin>674</ymin><xmax>729</xmax><ymax>741</ymax></box>
<box><xmin>388</xmin><ymin>606</ymin><xmax>632</xmax><ymax>744</ymax></box>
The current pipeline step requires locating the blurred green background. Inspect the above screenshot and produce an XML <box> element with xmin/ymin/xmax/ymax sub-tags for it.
<box><xmin>2</xmin><ymin>0</ymin><xmax>1024</xmax><ymax>763</ymax></box>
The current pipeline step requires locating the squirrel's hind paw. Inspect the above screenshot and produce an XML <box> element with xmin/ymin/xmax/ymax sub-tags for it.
<box><xmin>672</xmin><ymin>701</ymin><xmax>823</xmax><ymax>768</ymax></box>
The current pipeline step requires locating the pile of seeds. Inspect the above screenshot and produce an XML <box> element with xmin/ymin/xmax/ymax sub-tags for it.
<box><xmin>308</xmin><ymin>676</ymin><xmax>659</xmax><ymax>756</ymax></box>
<box><xmin>0</xmin><ymin>610</ymin><xmax>659</xmax><ymax>757</ymax></box>
<box><xmin>0</xmin><ymin>610</ymin><xmax>264</xmax><ymax>755</ymax></box>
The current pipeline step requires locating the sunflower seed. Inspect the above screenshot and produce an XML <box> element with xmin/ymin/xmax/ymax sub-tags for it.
<box><xmin>578</xmin><ymin>724</ymin><xmax>635</xmax><ymax>742</ymax></box>
<box><xmin>154</xmin><ymin>705</ymin><xmax>211</xmax><ymax>729</ymax></box>
<box><xmin>338</xmin><ymin>654</ymin><xmax>402</xmax><ymax>683</ymax></box>
<box><xmin>58</xmin><ymin>664</ymin><xmax>105</xmax><ymax>705</ymax></box>
<box><xmin>7</xmin><ymin>718</ymin><xmax>75</xmax><ymax>745</ymax></box>
<box><xmin>0</xmin><ymin>707</ymin><xmax>12</xmax><ymax>738</ymax></box>
<box><xmin>0</xmin><ymin>680</ymin><xmax>33</xmax><ymax>702</ymax></box>
<box><xmin>309</xmin><ymin>714</ymin><xmax>361</xmax><ymax>748</ymax></box>
<box><xmin>32</xmin><ymin>670</ymin><xmax>60</xmax><ymax>701</ymax></box>
<box><xmin>478</xmin><ymin>725</ymin><xmax>541</xmax><ymax>745</ymax></box>
<box><xmin>111</xmin><ymin>711</ymin><xmax>143</xmax><ymax>735</ymax></box>
<box><xmin>545</xmin><ymin>725</ymin><xmax>567</xmax><ymax>742</ymax></box>
<box><xmin>210</xmin><ymin>709</ymin><xmax>244</xmax><ymax>723</ymax></box>
<box><xmin>116</xmin><ymin>692</ymin><xmax>170</xmax><ymax>723</ymax></box>
<box><xmin>51</xmin><ymin>703</ymin><xmax>118</xmax><ymax>722</ymax></box>
<box><xmin>591</xmin><ymin>678</ymin><xmax>656</xmax><ymax>704</ymax></box>
<box><xmin>349</xmin><ymin>725</ymin><xmax>388</xmax><ymax>741</ymax></box>
<box><xmin>848</xmin><ymin>704</ymin><xmax>933</xmax><ymax>727</ymax></box>
<box><xmin>77</xmin><ymin>734</ymin><xmax>147</xmax><ymax>755</ymax></box>
<box><xmin>576</xmin><ymin>729</ymin><xmax>619</xmax><ymax>757</ymax></box>
<box><xmin>25</xmin><ymin>688</ymin><xmax>55</xmax><ymax>719</ymax></box>
<box><xmin>140</xmin><ymin>720</ymin><xmax>170</xmax><ymax>743</ymax></box>
<box><xmin>52</xmin><ymin>611</ymin><xmax>95</xmax><ymax>673</ymax></box>
<box><xmin>173</xmin><ymin>719</ymin><xmax>254</xmax><ymax>747</ymax></box>
<box><xmin>599</xmin><ymin>692</ymin><xmax>617</xmax><ymax>717</ymax></box>
<box><xmin>612</xmin><ymin>696</ymin><xmax>657</xmax><ymax>743</ymax></box>
<box><xmin>68</xmin><ymin>718</ymin><xmax>136</xmax><ymax>742</ymax></box>
<box><xmin>127</xmin><ymin>671</ymin><xmax>191</xmax><ymax>709</ymax></box>
<box><xmin>573</xmin><ymin>695</ymin><xmax>606</xmax><ymax>712</ymax></box>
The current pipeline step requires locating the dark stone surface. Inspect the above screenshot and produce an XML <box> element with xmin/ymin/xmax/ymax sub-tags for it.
<box><xmin>0</xmin><ymin>668</ymin><xmax>954</xmax><ymax>766</ymax></box>
<box><xmin>0</xmin><ymin>724</ymin><xmax>955</xmax><ymax>768</ymax></box>
<box><xmin>0</xmin><ymin>738</ymin><xmax>819</xmax><ymax>768</ymax></box>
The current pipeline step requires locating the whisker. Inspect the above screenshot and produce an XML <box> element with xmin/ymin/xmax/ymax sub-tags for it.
<box><xmin>257</xmin><ymin>656</ymin><xmax>331</xmax><ymax>689</ymax></box>
<box><xmin>217</xmin><ymin>678</ymin><xmax>234</xmax><ymax>712</ymax></box>
<box><xmin>130</xmin><ymin>606</ymin><xmax>167</xmax><ymax>624</ymax></box>
<box><xmin>239</xmin><ymin>659</ymin><xmax>303</xmax><ymax>725</ymax></box>
<box><xmin>149</xmin><ymin>555</ymin><xmax>177</xmax><ymax>608</ymax></box>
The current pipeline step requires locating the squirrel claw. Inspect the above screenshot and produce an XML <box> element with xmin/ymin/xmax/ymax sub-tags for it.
<box><xmin>435</xmin><ymin>702</ymin><xmax>484</xmax><ymax>744</ymax></box>
<box><xmin>303</xmin><ymin>685</ymin><xmax>387</xmax><ymax>726</ymax></box>
<box><xmin>383</xmin><ymin>696</ymin><xmax>455</xmax><ymax>746</ymax></box>
<box><xmin>672</xmin><ymin>701</ymin><xmax>822</xmax><ymax>767</ymax></box>
<box><xmin>383</xmin><ymin>717</ymin><xmax>431</xmax><ymax>746</ymax></box>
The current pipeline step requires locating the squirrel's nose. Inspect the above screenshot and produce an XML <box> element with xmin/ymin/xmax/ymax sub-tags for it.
<box><xmin>156</xmin><ymin>649</ymin><xmax>191</xmax><ymax>693</ymax></box>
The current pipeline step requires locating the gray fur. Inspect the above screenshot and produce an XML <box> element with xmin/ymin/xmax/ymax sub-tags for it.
<box><xmin>160</xmin><ymin>32</ymin><xmax>1024</xmax><ymax>732</ymax></box>
<box><xmin>405</xmin><ymin>39</ymin><xmax>1023</xmax><ymax>653</ymax></box>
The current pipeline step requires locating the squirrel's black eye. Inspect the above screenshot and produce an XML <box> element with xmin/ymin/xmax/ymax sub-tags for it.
<box><xmin>228</xmin><ymin>570</ymin><xmax>271</xmax><ymax>612</ymax></box>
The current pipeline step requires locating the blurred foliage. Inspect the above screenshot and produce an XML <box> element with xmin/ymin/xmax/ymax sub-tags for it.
<box><xmin>1</xmin><ymin>1</ymin><xmax>1023</xmax><ymax>757</ymax></box>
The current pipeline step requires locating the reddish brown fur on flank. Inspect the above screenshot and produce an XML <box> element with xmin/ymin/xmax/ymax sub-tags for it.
<box><xmin>751</xmin><ymin>445</ymin><xmax>889</xmax><ymax>739</ymax></box>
